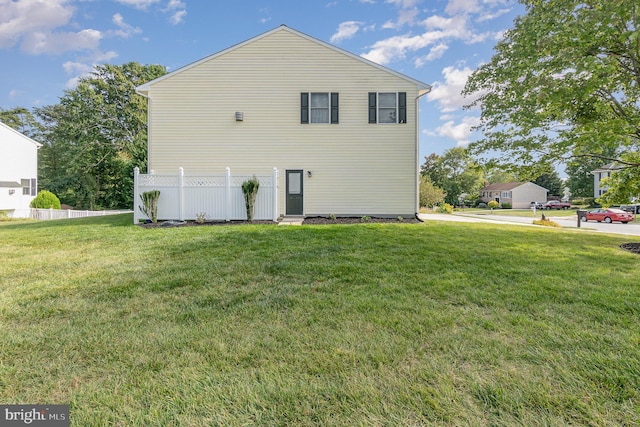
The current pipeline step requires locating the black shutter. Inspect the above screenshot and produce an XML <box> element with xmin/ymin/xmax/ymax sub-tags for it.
<box><xmin>301</xmin><ymin>93</ymin><xmax>309</xmax><ymax>124</ymax></box>
<box><xmin>398</xmin><ymin>92</ymin><xmax>407</xmax><ymax>123</ymax></box>
<box><xmin>368</xmin><ymin>92</ymin><xmax>377</xmax><ymax>123</ymax></box>
<box><xmin>31</xmin><ymin>178</ymin><xmax>37</xmax><ymax>196</ymax></box>
<box><xmin>331</xmin><ymin>92</ymin><xmax>339</xmax><ymax>124</ymax></box>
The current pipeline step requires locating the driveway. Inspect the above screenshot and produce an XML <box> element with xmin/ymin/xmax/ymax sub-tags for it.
<box><xmin>419</xmin><ymin>212</ymin><xmax>640</xmax><ymax>237</ymax></box>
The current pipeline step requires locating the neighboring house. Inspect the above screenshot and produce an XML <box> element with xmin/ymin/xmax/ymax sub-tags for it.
<box><xmin>591</xmin><ymin>162</ymin><xmax>619</xmax><ymax>199</ymax></box>
<box><xmin>135</xmin><ymin>25</ymin><xmax>431</xmax><ymax>218</ymax></box>
<box><xmin>479</xmin><ymin>182</ymin><xmax>548</xmax><ymax>209</ymax></box>
<box><xmin>0</xmin><ymin>122</ymin><xmax>41</xmax><ymax>218</ymax></box>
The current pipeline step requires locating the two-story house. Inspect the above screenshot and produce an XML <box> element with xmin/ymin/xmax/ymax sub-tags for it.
<box><xmin>135</xmin><ymin>25</ymin><xmax>431</xmax><ymax>218</ymax></box>
<box><xmin>0</xmin><ymin>122</ymin><xmax>41</xmax><ymax>218</ymax></box>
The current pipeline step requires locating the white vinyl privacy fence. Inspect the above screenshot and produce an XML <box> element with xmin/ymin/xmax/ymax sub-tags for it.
<box><xmin>9</xmin><ymin>208</ymin><xmax>131</xmax><ymax>220</ymax></box>
<box><xmin>133</xmin><ymin>167</ymin><xmax>279</xmax><ymax>223</ymax></box>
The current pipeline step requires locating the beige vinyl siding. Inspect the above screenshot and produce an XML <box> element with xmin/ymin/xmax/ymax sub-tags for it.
<box><xmin>146</xmin><ymin>29</ymin><xmax>422</xmax><ymax>216</ymax></box>
<box><xmin>512</xmin><ymin>183</ymin><xmax>548</xmax><ymax>209</ymax></box>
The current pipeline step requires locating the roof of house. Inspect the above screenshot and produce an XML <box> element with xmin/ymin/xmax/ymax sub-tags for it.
<box><xmin>591</xmin><ymin>162</ymin><xmax>620</xmax><ymax>173</ymax></box>
<box><xmin>136</xmin><ymin>25</ymin><xmax>432</xmax><ymax>96</ymax></box>
<box><xmin>481</xmin><ymin>182</ymin><xmax>548</xmax><ymax>192</ymax></box>
<box><xmin>0</xmin><ymin>121</ymin><xmax>42</xmax><ymax>148</ymax></box>
<box><xmin>0</xmin><ymin>181</ymin><xmax>21</xmax><ymax>188</ymax></box>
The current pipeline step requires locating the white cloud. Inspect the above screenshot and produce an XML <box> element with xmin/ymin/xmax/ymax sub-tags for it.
<box><xmin>63</xmin><ymin>50</ymin><xmax>118</xmax><ymax>88</ymax></box>
<box><xmin>330</xmin><ymin>21</ymin><xmax>363</xmax><ymax>43</ymax></box>
<box><xmin>164</xmin><ymin>0</ymin><xmax>187</xmax><ymax>24</ymax></box>
<box><xmin>445</xmin><ymin>0</ymin><xmax>481</xmax><ymax>15</ymax></box>
<box><xmin>434</xmin><ymin>115</ymin><xmax>481</xmax><ymax>146</ymax></box>
<box><xmin>414</xmin><ymin>43</ymin><xmax>448</xmax><ymax>67</ymax></box>
<box><xmin>114</xmin><ymin>0</ymin><xmax>161</xmax><ymax>11</ymax></box>
<box><xmin>21</xmin><ymin>28</ymin><xmax>102</xmax><ymax>55</ymax></box>
<box><xmin>477</xmin><ymin>8</ymin><xmax>512</xmax><ymax>22</ymax></box>
<box><xmin>427</xmin><ymin>65</ymin><xmax>477</xmax><ymax>112</ymax></box>
<box><xmin>168</xmin><ymin>10</ymin><xmax>187</xmax><ymax>25</ymax></box>
<box><xmin>0</xmin><ymin>0</ymin><xmax>74</xmax><ymax>50</ymax></box>
<box><xmin>111</xmin><ymin>13</ymin><xmax>142</xmax><ymax>38</ymax></box>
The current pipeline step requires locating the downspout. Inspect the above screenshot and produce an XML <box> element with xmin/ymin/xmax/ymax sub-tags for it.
<box><xmin>415</xmin><ymin>87</ymin><xmax>431</xmax><ymax>219</ymax></box>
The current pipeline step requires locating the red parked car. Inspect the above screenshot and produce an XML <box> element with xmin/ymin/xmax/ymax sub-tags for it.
<box><xmin>581</xmin><ymin>208</ymin><xmax>635</xmax><ymax>224</ymax></box>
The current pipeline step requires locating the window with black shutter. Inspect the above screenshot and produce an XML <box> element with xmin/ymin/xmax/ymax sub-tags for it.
<box><xmin>301</xmin><ymin>92</ymin><xmax>339</xmax><ymax>124</ymax></box>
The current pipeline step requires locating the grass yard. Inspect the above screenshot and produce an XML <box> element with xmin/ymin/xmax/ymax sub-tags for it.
<box><xmin>1</xmin><ymin>214</ymin><xmax>639</xmax><ymax>426</ymax></box>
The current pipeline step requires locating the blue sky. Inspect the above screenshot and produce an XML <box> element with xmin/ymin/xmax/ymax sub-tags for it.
<box><xmin>0</xmin><ymin>0</ymin><xmax>524</xmax><ymax>162</ymax></box>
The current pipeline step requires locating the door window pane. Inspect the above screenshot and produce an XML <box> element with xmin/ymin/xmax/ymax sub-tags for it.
<box><xmin>289</xmin><ymin>173</ymin><xmax>301</xmax><ymax>194</ymax></box>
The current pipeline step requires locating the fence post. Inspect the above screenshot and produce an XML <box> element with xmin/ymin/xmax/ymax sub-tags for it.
<box><xmin>272</xmin><ymin>167</ymin><xmax>279</xmax><ymax>222</ymax></box>
<box><xmin>225</xmin><ymin>167</ymin><xmax>231</xmax><ymax>222</ymax></box>
<box><xmin>178</xmin><ymin>167</ymin><xmax>185</xmax><ymax>221</ymax></box>
<box><xmin>133</xmin><ymin>167</ymin><xmax>140</xmax><ymax>224</ymax></box>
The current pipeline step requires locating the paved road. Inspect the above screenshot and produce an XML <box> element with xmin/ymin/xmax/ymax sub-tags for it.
<box><xmin>419</xmin><ymin>212</ymin><xmax>640</xmax><ymax>237</ymax></box>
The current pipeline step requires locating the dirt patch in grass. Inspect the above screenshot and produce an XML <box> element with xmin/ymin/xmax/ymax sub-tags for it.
<box><xmin>620</xmin><ymin>242</ymin><xmax>640</xmax><ymax>254</ymax></box>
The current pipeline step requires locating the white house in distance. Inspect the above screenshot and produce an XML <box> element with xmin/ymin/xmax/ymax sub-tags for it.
<box><xmin>479</xmin><ymin>182</ymin><xmax>548</xmax><ymax>209</ymax></box>
<box><xmin>136</xmin><ymin>25</ymin><xmax>431</xmax><ymax>218</ymax></box>
<box><xmin>591</xmin><ymin>162</ymin><xmax>619</xmax><ymax>199</ymax></box>
<box><xmin>0</xmin><ymin>121</ymin><xmax>41</xmax><ymax>218</ymax></box>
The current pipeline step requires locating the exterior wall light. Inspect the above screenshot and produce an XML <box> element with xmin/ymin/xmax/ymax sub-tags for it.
<box><xmin>235</xmin><ymin>112</ymin><xmax>244</xmax><ymax>121</ymax></box>
<box><xmin>307</xmin><ymin>171</ymin><xmax>312</xmax><ymax>177</ymax></box>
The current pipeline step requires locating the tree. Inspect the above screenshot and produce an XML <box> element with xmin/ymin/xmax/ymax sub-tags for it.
<box><xmin>0</xmin><ymin>107</ymin><xmax>41</xmax><ymax>137</ymax></box>
<box><xmin>419</xmin><ymin>176</ymin><xmax>446</xmax><ymax>208</ymax></box>
<box><xmin>534</xmin><ymin>171</ymin><xmax>563</xmax><ymax>197</ymax></box>
<box><xmin>35</xmin><ymin>62</ymin><xmax>166</xmax><ymax>209</ymax></box>
<box><xmin>463</xmin><ymin>0</ymin><xmax>640</xmax><ymax>186</ymax></box>
<box><xmin>421</xmin><ymin>147</ymin><xmax>485</xmax><ymax>205</ymax></box>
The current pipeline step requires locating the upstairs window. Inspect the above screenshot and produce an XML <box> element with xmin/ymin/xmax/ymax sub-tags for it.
<box><xmin>301</xmin><ymin>92</ymin><xmax>339</xmax><ymax>124</ymax></box>
<box><xmin>369</xmin><ymin>92</ymin><xmax>407</xmax><ymax>124</ymax></box>
<box><xmin>22</xmin><ymin>178</ymin><xmax>36</xmax><ymax>196</ymax></box>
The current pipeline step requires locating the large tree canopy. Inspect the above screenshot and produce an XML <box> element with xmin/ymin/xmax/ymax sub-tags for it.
<box><xmin>35</xmin><ymin>62</ymin><xmax>166</xmax><ymax>209</ymax></box>
<box><xmin>421</xmin><ymin>147</ymin><xmax>485</xmax><ymax>205</ymax></box>
<box><xmin>464</xmin><ymin>0</ymin><xmax>639</xmax><ymax>192</ymax></box>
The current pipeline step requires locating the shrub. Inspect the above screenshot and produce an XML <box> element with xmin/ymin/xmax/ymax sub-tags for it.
<box><xmin>361</xmin><ymin>215</ymin><xmax>371</xmax><ymax>222</ymax></box>
<box><xmin>438</xmin><ymin>203</ymin><xmax>454</xmax><ymax>214</ymax></box>
<box><xmin>195</xmin><ymin>212</ymin><xmax>207</xmax><ymax>224</ymax></box>
<box><xmin>241</xmin><ymin>176</ymin><xmax>260</xmax><ymax>221</ymax></box>
<box><xmin>30</xmin><ymin>190</ymin><xmax>61</xmax><ymax>209</ymax></box>
<box><xmin>139</xmin><ymin>190</ymin><xmax>160</xmax><ymax>223</ymax></box>
<box><xmin>501</xmin><ymin>202</ymin><xmax>512</xmax><ymax>209</ymax></box>
<box><xmin>328</xmin><ymin>213</ymin><xmax>336</xmax><ymax>221</ymax></box>
<box><xmin>533</xmin><ymin>218</ymin><xmax>560</xmax><ymax>227</ymax></box>
<box><xmin>419</xmin><ymin>176</ymin><xmax>446</xmax><ymax>208</ymax></box>
<box><xmin>487</xmin><ymin>200</ymin><xmax>499</xmax><ymax>209</ymax></box>
<box><xmin>477</xmin><ymin>202</ymin><xmax>487</xmax><ymax>208</ymax></box>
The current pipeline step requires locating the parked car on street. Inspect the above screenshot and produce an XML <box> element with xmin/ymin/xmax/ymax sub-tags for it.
<box><xmin>621</xmin><ymin>204</ymin><xmax>640</xmax><ymax>214</ymax></box>
<box><xmin>581</xmin><ymin>208</ymin><xmax>635</xmax><ymax>224</ymax></box>
<box><xmin>542</xmin><ymin>200</ymin><xmax>571</xmax><ymax>210</ymax></box>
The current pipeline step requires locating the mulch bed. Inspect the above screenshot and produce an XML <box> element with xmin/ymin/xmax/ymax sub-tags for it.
<box><xmin>137</xmin><ymin>220</ymin><xmax>276</xmax><ymax>228</ymax></box>
<box><xmin>137</xmin><ymin>216</ymin><xmax>422</xmax><ymax>228</ymax></box>
<box><xmin>302</xmin><ymin>216</ymin><xmax>421</xmax><ymax>225</ymax></box>
<box><xmin>620</xmin><ymin>243</ymin><xmax>640</xmax><ymax>255</ymax></box>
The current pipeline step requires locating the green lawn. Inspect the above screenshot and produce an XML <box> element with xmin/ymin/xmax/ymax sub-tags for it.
<box><xmin>1</xmin><ymin>214</ymin><xmax>639</xmax><ymax>426</ymax></box>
